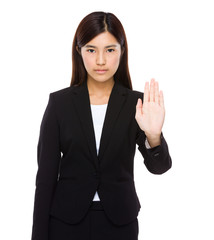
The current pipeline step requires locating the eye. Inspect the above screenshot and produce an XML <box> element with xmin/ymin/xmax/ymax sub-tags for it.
<box><xmin>107</xmin><ymin>49</ymin><xmax>115</xmax><ymax>53</ymax></box>
<box><xmin>87</xmin><ymin>49</ymin><xmax>95</xmax><ymax>53</ymax></box>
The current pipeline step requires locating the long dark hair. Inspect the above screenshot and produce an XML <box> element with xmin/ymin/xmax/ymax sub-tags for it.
<box><xmin>70</xmin><ymin>11</ymin><xmax>132</xmax><ymax>90</ymax></box>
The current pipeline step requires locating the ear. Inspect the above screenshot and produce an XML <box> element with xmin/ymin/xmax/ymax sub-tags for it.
<box><xmin>76</xmin><ymin>45</ymin><xmax>81</xmax><ymax>55</ymax></box>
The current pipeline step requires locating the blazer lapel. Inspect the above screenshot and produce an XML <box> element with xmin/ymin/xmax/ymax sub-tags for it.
<box><xmin>71</xmin><ymin>80</ymin><xmax>127</xmax><ymax>168</ymax></box>
<box><xmin>98</xmin><ymin>81</ymin><xmax>127</xmax><ymax>162</ymax></box>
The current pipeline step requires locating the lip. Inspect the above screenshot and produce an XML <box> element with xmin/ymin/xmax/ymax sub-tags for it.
<box><xmin>95</xmin><ymin>69</ymin><xmax>108</xmax><ymax>74</ymax></box>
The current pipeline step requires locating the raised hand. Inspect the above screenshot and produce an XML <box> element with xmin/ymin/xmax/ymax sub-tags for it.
<box><xmin>135</xmin><ymin>78</ymin><xmax>165</xmax><ymax>147</ymax></box>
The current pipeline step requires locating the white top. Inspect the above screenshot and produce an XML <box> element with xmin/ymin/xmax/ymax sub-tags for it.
<box><xmin>90</xmin><ymin>103</ymin><xmax>108</xmax><ymax>201</ymax></box>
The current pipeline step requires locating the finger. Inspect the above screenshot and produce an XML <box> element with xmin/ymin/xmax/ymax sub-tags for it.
<box><xmin>150</xmin><ymin>78</ymin><xmax>155</xmax><ymax>102</ymax></box>
<box><xmin>143</xmin><ymin>82</ymin><xmax>149</xmax><ymax>103</ymax></box>
<box><xmin>155</xmin><ymin>81</ymin><xmax>159</xmax><ymax>103</ymax></box>
<box><xmin>159</xmin><ymin>90</ymin><xmax>164</xmax><ymax>108</ymax></box>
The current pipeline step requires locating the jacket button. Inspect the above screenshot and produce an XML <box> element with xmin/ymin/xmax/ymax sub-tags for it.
<box><xmin>154</xmin><ymin>152</ymin><xmax>160</xmax><ymax>157</ymax></box>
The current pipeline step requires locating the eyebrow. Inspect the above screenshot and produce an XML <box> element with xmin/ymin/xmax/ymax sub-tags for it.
<box><xmin>85</xmin><ymin>44</ymin><xmax>119</xmax><ymax>48</ymax></box>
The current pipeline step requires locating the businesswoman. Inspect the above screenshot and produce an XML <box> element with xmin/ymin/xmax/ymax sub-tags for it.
<box><xmin>31</xmin><ymin>11</ymin><xmax>172</xmax><ymax>240</ymax></box>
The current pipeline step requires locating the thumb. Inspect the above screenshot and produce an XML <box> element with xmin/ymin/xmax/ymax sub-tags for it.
<box><xmin>136</xmin><ymin>98</ymin><xmax>142</xmax><ymax>109</ymax></box>
<box><xmin>136</xmin><ymin>98</ymin><xmax>143</xmax><ymax>115</ymax></box>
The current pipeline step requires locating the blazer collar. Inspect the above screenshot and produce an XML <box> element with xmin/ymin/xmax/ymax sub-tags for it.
<box><xmin>71</xmin><ymin>80</ymin><xmax>127</xmax><ymax>169</ymax></box>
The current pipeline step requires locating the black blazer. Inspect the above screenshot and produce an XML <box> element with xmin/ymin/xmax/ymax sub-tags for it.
<box><xmin>31</xmin><ymin>80</ymin><xmax>172</xmax><ymax>239</ymax></box>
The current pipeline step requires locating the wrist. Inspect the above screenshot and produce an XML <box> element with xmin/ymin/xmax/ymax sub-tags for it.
<box><xmin>145</xmin><ymin>133</ymin><xmax>161</xmax><ymax>148</ymax></box>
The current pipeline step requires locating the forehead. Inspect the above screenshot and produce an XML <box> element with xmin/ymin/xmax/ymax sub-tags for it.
<box><xmin>84</xmin><ymin>32</ymin><xmax>120</xmax><ymax>47</ymax></box>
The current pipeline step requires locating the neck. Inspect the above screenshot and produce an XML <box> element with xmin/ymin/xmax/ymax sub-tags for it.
<box><xmin>87</xmin><ymin>78</ymin><xmax>115</xmax><ymax>98</ymax></box>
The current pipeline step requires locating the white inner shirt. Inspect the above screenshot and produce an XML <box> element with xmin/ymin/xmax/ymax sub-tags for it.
<box><xmin>90</xmin><ymin>103</ymin><xmax>108</xmax><ymax>201</ymax></box>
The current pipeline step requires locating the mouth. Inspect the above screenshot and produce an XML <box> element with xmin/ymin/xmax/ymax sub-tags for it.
<box><xmin>95</xmin><ymin>69</ymin><xmax>108</xmax><ymax>74</ymax></box>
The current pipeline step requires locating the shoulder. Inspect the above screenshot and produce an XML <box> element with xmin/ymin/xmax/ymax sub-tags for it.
<box><xmin>48</xmin><ymin>85</ymin><xmax>78</xmax><ymax>102</ymax></box>
<box><xmin>50</xmin><ymin>85</ymin><xmax>75</xmax><ymax>96</ymax></box>
<box><xmin>125</xmin><ymin>86</ymin><xmax>144</xmax><ymax>100</ymax></box>
<box><xmin>116</xmin><ymin>81</ymin><xmax>143</xmax><ymax>98</ymax></box>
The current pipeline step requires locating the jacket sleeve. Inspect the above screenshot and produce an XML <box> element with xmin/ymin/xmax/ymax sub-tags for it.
<box><xmin>31</xmin><ymin>93</ymin><xmax>61</xmax><ymax>240</ymax></box>
<box><xmin>136</xmin><ymin>126</ymin><xmax>172</xmax><ymax>174</ymax></box>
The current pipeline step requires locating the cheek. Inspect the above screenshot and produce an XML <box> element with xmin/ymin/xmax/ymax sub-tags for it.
<box><xmin>82</xmin><ymin>55</ymin><xmax>93</xmax><ymax>70</ymax></box>
<box><xmin>110</xmin><ymin>56</ymin><xmax>121</xmax><ymax>70</ymax></box>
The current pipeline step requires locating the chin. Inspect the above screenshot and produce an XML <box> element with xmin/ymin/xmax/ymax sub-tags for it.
<box><xmin>89</xmin><ymin>76</ymin><xmax>114</xmax><ymax>84</ymax></box>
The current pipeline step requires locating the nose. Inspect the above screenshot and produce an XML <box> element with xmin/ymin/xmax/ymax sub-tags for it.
<box><xmin>96</xmin><ymin>52</ymin><xmax>106</xmax><ymax>65</ymax></box>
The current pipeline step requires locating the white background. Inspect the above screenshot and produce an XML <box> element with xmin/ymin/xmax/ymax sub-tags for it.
<box><xmin>0</xmin><ymin>0</ymin><xmax>214</xmax><ymax>239</ymax></box>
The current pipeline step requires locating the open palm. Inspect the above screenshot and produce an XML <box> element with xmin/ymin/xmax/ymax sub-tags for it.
<box><xmin>135</xmin><ymin>78</ymin><xmax>165</xmax><ymax>137</ymax></box>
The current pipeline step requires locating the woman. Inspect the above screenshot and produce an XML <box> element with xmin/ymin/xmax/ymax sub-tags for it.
<box><xmin>31</xmin><ymin>11</ymin><xmax>172</xmax><ymax>240</ymax></box>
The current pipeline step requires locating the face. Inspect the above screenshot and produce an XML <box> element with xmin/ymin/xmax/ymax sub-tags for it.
<box><xmin>80</xmin><ymin>31</ymin><xmax>122</xmax><ymax>84</ymax></box>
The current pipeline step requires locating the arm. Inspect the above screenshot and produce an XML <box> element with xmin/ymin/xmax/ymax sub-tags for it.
<box><xmin>135</xmin><ymin>79</ymin><xmax>172</xmax><ymax>174</ymax></box>
<box><xmin>31</xmin><ymin>93</ymin><xmax>61</xmax><ymax>240</ymax></box>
